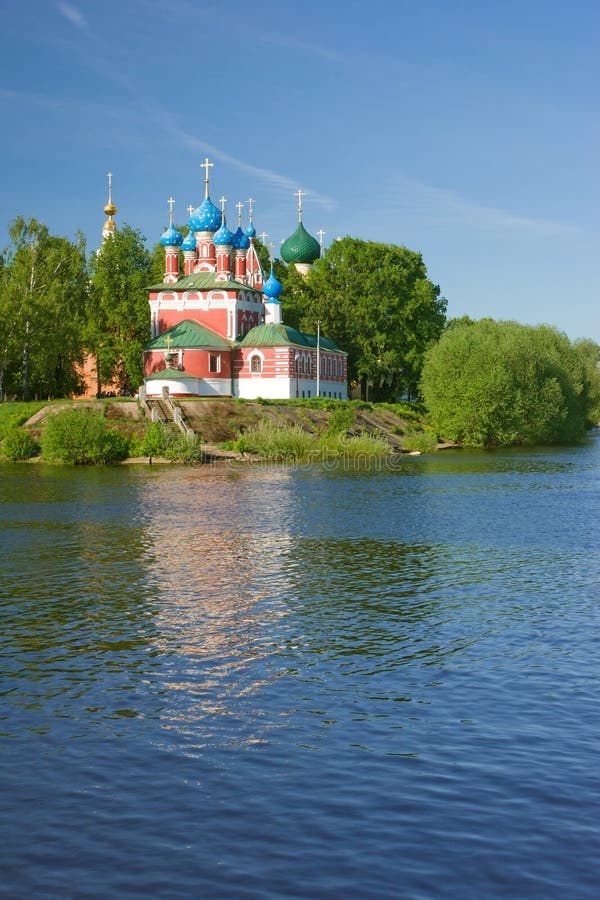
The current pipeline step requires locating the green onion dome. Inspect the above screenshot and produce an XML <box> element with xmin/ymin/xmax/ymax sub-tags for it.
<box><xmin>280</xmin><ymin>221</ymin><xmax>320</xmax><ymax>265</ymax></box>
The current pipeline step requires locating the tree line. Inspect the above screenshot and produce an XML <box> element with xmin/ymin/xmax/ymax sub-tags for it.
<box><xmin>1</xmin><ymin>215</ymin><xmax>598</xmax><ymax>448</ymax></box>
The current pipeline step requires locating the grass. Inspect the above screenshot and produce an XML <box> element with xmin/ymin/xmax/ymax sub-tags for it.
<box><xmin>240</xmin><ymin>420</ymin><xmax>394</xmax><ymax>461</ymax></box>
<box><xmin>0</xmin><ymin>401</ymin><xmax>46</xmax><ymax>440</ymax></box>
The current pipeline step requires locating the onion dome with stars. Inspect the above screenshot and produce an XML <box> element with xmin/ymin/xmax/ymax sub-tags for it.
<box><xmin>280</xmin><ymin>189</ymin><xmax>320</xmax><ymax>265</ymax></box>
<box><xmin>190</xmin><ymin>156</ymin><xmax>222</xmax><ymax>232</ymax></box>
<box><xmin>246</xmin><ymin>221</ymin><xmax>256</xmax><ymax>239</ymax></box>
<box><xmin>263</xmin><ymin>265</ymin><xmax>283</xmax><ymax>301</ymax></box>
<box><xmin>213</xmin><ymin>214</ymin><xmax>234</xmax><ymax>247</ymax></box>
<box><xmin>181</xmin><ymin>229</ymin><xmax>197</xmax><ymax>252</ymax></box>
<box><xmin>190</xmin><ymin>197</ymin><xmax>221</xmax><ymax>233</ymax></box>
<box><xmin>160</xmin><ymin>197</ymin><xmax>183</xmax><ymax>246</ymax></box>
<box><xmin>160</xmin><ymin>223</ymin><xmax>183</xmax><ymax>247</ymax></box>
<box><xmin>234</xmin><ymin>227</ymin><xmax>250</xmax><ymax>250</ymax></box>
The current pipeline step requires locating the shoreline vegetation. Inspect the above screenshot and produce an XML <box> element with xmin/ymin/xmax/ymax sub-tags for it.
<box><xmin>0</xmin><ymin>398</ymin><xmax>441</xmax><ymax>465</ymax></box>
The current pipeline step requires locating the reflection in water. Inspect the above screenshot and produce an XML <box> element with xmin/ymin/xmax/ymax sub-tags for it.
<box><xmin>2</xmin><ymin>442</ymin><xmax>600</xmax><ymax>898</ymax></box>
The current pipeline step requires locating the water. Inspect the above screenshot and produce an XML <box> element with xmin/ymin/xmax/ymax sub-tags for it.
<box><xmin>1</xmin><ymin>440</ymin><xmax>600</xmax><ymax>898</ymax></box>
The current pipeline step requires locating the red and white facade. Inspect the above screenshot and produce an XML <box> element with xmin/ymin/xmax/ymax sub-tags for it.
<box><xmin>143</xmin><ymin>181</ymin><xmax>347</xmax><ymax>401</ymax></box>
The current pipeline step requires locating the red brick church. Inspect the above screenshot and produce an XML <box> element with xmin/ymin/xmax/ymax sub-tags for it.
<box><xmin>141</xmin><ymin>160</ymin><xmax>347</xmax><ymax>400</ymax></box>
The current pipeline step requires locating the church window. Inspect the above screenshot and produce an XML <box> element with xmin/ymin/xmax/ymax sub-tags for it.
<box><xmin>250</xmin><ymin>354</ymin><xmax>262</xmax><ymax>374</ymax></box>
<box><xmin>209</xmin><ymin>353</ymin><xmax>221</xmax><ymax>374</ymax></box>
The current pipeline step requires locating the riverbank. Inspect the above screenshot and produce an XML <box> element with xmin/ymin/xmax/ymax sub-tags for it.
<box><xmin>0</xmin><ymin>397</ymin><xmax>445</xmax><ymax>463</ymax></box>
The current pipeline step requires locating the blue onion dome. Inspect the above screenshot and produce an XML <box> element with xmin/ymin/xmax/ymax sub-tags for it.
<box><xmin>181</xmin><ymin>229</ymin><xmax>197</xmax><ymax>252</ymax></box>
<box><xmin>238</xmin><ymin>230</ymin><xmax>250</xmax><ymax>250</ymax></box>
<box><xmin>213</xmin><ymin>215</ymin><xmax>234</xmax><ymax>247</ymax></box>
<box><xmin>263</xmin><ymin>265</ymin><xmax>283</xmax><ymax>300</ymax></box>
<box><xmin>190</xmin><ymin>196</ymin><xmax>222</xmax><ymax>232</ymax></box>
<box><xmin>232</xmin><ymin>226</ymin><xmax>244</xmax><ymax>249</ymax></box>
<box><xmin>160</xmin><ymin>223</ymin><xmax>183</xmax><ymax>247</ymax></box>
<box><xmin>280</xmin><ymin>221</ymin><xmax>320</xmax><ymax>264</ymax></box>
<box><xmin>245</xmin><ymin>221</ymin><xmax>256</xmax><ymax>239</ymax></box>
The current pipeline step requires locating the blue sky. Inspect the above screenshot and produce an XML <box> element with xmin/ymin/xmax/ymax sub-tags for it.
<box><xmin>1</xmin><ymin>0</ymin><xmax>598</xmax><ymax>339</ymax></box>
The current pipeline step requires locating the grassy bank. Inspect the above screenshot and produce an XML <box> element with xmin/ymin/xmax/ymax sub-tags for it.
<box><xmin>0</xmin><ymin>397</ymin><xmax>439</xmax><ymax>464</ymax></box>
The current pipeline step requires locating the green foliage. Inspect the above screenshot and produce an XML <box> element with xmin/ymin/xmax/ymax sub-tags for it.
<box><xmin>0</xmin><ymin>401</ymin><xmax>45</xmax><ymax>439</ymax></box>
<box><xmin>1</xmin><ymin>428</ymin><xmax>40</xmax><ymax>461</ymax></box>
<box><xmin>401</xmin><ymin>425</ymin><xmax>438</xmax><ymax>454</ymax></box>
<box><xmin>40</xmin><ymin>408</ymin><xmax>129</xmax><ymax>464</ymax></box>
<box><xmin>239</xmin><ymin>419</ymin><xmax>392</xmax><ymax>461</ymax></box>
<box><xmin>420</xmin><ymin>319</ymin><xmax>597</xmax><ymax>447</ymax></box>
<box><xmin>324</xmin><ymin>405</ymin><xmax>356</xmax><ymax>436</ymax></box>
<box><xmin>243</xmin><ymin>421</ymin><xmax>318</xmax><ymax>459</ymax></box>
<box><xmin>138</xmin><ymin>421</ymin><xmax>170</xmax><ymax>456</ymax></box>
<box><xmin>134</xmin><ymin>421</ymin><xmax>204</xmax><ymax>462</ymax></box>
<box><xmin>88</xmin><ymin>225</ymin><xmax>153</xmax><ymax>393</ymax></box>
<box><xmin>280</xmin><ymin>237</ymin><xmax>446</xmax><ymax>401</ymax></box>
<box><xmin>318</xmin><ymin>431</ymin><xmax>391</xmax><ymax>457</ymax></box>
<box><xmin>0</xmin><ymin>218</ymin><xmax>88</xmax><ymax>401</ymax></box>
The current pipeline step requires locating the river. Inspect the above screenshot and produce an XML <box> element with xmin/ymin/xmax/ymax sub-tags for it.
<box><xmin>1</xmin><ymin>439</ymin><xmax>600</xmax><ymax>898</ymax></box>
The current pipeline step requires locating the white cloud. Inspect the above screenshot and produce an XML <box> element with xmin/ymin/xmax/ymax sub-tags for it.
<box><xmin>392</xmin><ymin>175</ymin><xmax>579</xmax><ymax>236</ymax></box>
<box><xmin>57</xmin><ymin>3</ymin><xmax>88</xmax><ymax>31</ymax></box>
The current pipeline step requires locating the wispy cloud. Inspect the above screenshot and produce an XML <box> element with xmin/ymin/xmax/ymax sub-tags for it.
<box><xmin>258</xmin><ymin>31</ymin><xmax>349</xmax><ymax>64</ymax></box>
<box><xmin>57</xmin><ymin>2</ymin><xmax>88</xmax><ymax>31</ymax></box>
<box><xmin>392</xmin><ymin>175</ymin><xmax>579</xmax><ymax>236</ymax></box>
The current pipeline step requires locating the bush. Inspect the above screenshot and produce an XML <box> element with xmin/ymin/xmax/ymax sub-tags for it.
<box><xmin>164</xmin><ymin>433</ymin><xmax>204</xmax><ymax>463</ymax></box>
<box><xmin>401</xmin><ymin>425</ymin><xmax>438</xmax><ymax>454</ymax></box>
<box><xmin>138</xmin><ymin>421</ymin><xmax>170</xmax><ymax>457</ymax></box>
<box><xmin>242</xmin><ymin>421</ymin><xmax>318</xmax><ymax>459</ymax></box>
<box><xmin>40</xmin><ymin>408</ymin><xmax>129</xmax><ymax>464</ymax></box>
<box><xmin>421</xmin><ymin>320</ymin><xmax>597</xmax><ymax>447</ymax></box>
<box><xmin>1</xmin><ymin>428</ymin><xmax>40</xmax><ymax>461</ymax></box>
<box><xmin>319</xmin><ymin>432</ymin><xmax>392</xmax><ymax>458</ymax></box>
<box><xmin>324</xmin><ymin>405</ymin><xmax>356</xmax><ymax>436</ymax></box>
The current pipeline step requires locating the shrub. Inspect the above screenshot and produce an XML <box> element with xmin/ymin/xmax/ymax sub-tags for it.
<box><xmin>139</xmin><ymin>421</ymin><xmax>170</xmax><ymax>457</ymax></box>
<box><xmin>401</xmin><ymin>425</ymin><xmax>438</xmax><ymax>454</ymax></box>
<box><xmin>324</xmin><ymin>405</ymin><xmax>356</xmax><ymax>436</ymax></box>
<box><xmin>319</xmin><ymin>432</ymin><xmax>392</xmax><ymax>458</ymax></box>
<box><xmin>1</xmin><ymin>428</ymin><xmax>40</xmax><ymax>461</ymax></box>
<box><xmin>242</xmin><ymin>421</ymin><xmax>318</xmax><ymax>459</ymax></box>
<box><xmin>421</xmin><ymin>320</ymin><xmax>596</xmax><ymax>447</ymax></box>
<box><xmin>40</xmin><ymin>408</ymin><xmax>129</xmax><ymax>464</ymax></box>
<box><xmin>164</xmin><ymin>433</ymin><xmax>204</xmax><ymax>463</ymax></box>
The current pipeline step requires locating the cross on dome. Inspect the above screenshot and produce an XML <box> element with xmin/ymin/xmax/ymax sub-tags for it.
<box><xmin>295</xmin><ymin>188</ymin><xmax>306</xmax><ymax>222</ymax></box>
<box><xmin>236</xmin><ymin>201</ymin><xmax>244</xmax><ymax>226</ymax></box>
<box><xmin>201</xmin><ymin>157</ymin><xmax>213</xmax><ymax>198</ymax></box>
<box><xmin>219</xmin><ymin>196</ymin><xmax>227</xmax><ymax>215</ymax></box>
<box><xmin>259</xmin><ymin>232</ymin><xmax>268</xmax><ymax>244</ymax></box>
<box><xmin>168</xmin><ymin>197</ymin><xmax>175</xmax><ymax>224</ymax></box>
<box><xmin>187</xmin><ymin>204</ymin><xmax>194</xmax><ymax>217</ymax></box>
<box><xmin>317</xmin><ymin>229</ymin><xmax>326</xmax><ymax>249</ymax></box>
<box><xmin>107</xmin><ymin>172</ymin><xmax>113</xmax><ymax>203</ymax></box>
<box><xmin>247</xmin><ymin>198</ymin><xmax>255</xmax><ymax>222</ymax></box>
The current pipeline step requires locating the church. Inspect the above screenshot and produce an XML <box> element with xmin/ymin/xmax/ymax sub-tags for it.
<box><xmin>138</xmin><ymin>160</ymin><xmax>348</xmax><ymax>401</ymax></box>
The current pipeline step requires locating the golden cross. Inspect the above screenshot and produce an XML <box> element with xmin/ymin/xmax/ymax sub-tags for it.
<box><xmin>107</xmin><ymin>172</ymin><xmax>113</xmax><ymax>202</ymax></box>
<box><xmin>201</xmin><ymin>157</ymin><xmax>213</xmax><ymax>197</ymax></box>
<box><xmin>219</xmin><ymin>196</ymin><xmax>227</xmax><ymax>215</ymax></box>
<box><xmin>187</xmin><ymin>204</ymin><xmax>194</xmax><ymax>217</ymax></box>
<box><xmin>295</xmin><ymin>188</ymin><xmax>306</xmax><ymax>221</ymax></box>
<box><xmin>165</xmin><ymin>336</ymin><xmax>172</xmax><ymax>349</ymax></box>
<box><xmin>317</xmin><ymin>229</ymin><xmax>326</xmax><ymax>249</ymax></box>
<box><xmin>247</xmin><ymin>197</ymin><xmax>255</xmax><ymax>222</ymax></box>
<box><xmin>259</xmin><ymin>232</ymin><xmax>268</xmax><ymax>244</ymax></box>
<box><xmin>168</xmin><ymin>197</ymin><xmax>175</xmax><ymax>224</ymax></box>
<box><xmin>268</xmin><ymin>241</ymin><xmax>275</xmax><ymax>261</ymax></box>
<box><xmin>236</xmin><ymin>200</ymin><xmax>244</xmax><ymax>226</ymax></box>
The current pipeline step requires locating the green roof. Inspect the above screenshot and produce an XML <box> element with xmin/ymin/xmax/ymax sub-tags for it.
<box><xmin>145</xmin><ymin>369</ymin><xmax>203</xmax><ymax>381</ymax></box>
<box><xmin>280</xmin><ymin>221</ymin><xmax>320</xmax><ymax>265</ymax></box>
<box><xmin>145</xmin><ymin>319</ymin><xmax>231</xmax><ymax>350</ymax></box>
<box><xmin>237</xmin><ymin>323</ymin><xmax>344</xmax><ymax>352</ymax></box>
<box><xmin>147</xmin><ymin>272</ymin><xmax>261</xmax><ymax>293</ymax></box>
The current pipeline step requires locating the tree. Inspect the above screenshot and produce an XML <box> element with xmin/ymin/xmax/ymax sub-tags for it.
<box><xmin>285</xmin><ymin>238</ymin><xmax>446</xmax><ymax>400</ymax></box>
<box><xmin>87</xmin><ymin>225</ymin><xmax>153</xmax><ymax>392</ymax></box>
<box><xmin>420</xmin><ymin>319</ymin><xmax>598</xmax><ymax>447</ymax></box>
<box><xmin>0</xmin><ymin>217</ymin><xmax>88</xmax><ymax>401</ymax></box>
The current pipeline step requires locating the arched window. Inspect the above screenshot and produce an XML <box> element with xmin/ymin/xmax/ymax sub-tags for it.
<box><xmin>250</xmin><ymin>354</ymin><xmax>262</xmax><ymax>374</ymax></box>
